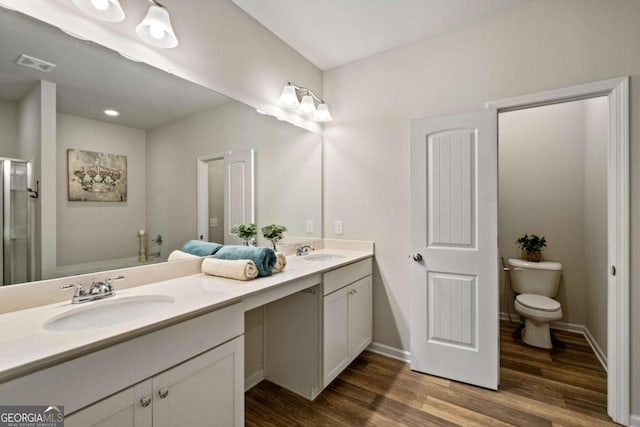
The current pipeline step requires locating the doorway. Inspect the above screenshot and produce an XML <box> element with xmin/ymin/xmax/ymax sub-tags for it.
<box><xmin>196</xmin><ymin>149</ymin><xmax>254</xmax><ymax>245</ymax></box>
<box><xmin>488</xmin><ymin>77</ymin><xmax>629</xmax><ymax>425</ymax></box>
<box><xmin>497</xmin><ymin>96</ymin><xmax>609</xmax><ymax>416</ymax></box>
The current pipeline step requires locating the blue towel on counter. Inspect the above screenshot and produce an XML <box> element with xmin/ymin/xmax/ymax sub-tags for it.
<box><xmin>181</xmin><ymin>240</ymin><xmax>223</xmax><ymax>257</ymax></box>
<box><xmin>214</xmin><ymin>245</ymin><xmax>277</xmax><ymax>277</ymax></box>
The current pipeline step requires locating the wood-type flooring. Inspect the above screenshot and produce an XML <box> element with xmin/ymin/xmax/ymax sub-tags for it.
<box><xmin>245</xmin><ymin>321</ymin><xmax>614</xmax><ymax>426</ymax></box>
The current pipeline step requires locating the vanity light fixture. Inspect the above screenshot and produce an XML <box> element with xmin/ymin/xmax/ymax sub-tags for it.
<box><xmin>135</xmin><ymin>0</ymin><xmax>179</xmax><ymax>49</ymax></box>
<box><xmin>277</xmin><ymin>83</ymin><xmax>332</xmax><ymax>122</ymax></box>
<box><xmin>71</xmin><ymin>0</ymin><xmax>178</xmax><ymax>49</ymax></box>
<box><xmin>71</xmin><ymin>0</ymin><xmax>125</xmax><ymax>22</ymax></box>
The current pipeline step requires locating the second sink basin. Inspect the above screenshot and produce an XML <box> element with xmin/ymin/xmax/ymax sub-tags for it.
<box><xmin>44</xmin><ymin>295</ymin><xmax>175</xmax><ymax>332</ymax></box>
<box><xmin>302</xmin><ymin>253</ymin><xmax>346</xmax><ymax>263</ymax></box>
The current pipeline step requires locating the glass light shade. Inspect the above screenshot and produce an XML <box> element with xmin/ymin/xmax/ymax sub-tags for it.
<box><xmin>313</xmin><ymin>103</ymin><xmax>332</xmax><ymax>122</ymax></box>
<box><xmin>298</xmin><ymin>95</ymin><xmax>316</xmax><ymax>116</ymax></box>
<box><xmin>71</xmin><ymin>0</ymin><xmax>125</xmax><ymax>22</ymax></box>
<box><xmin>277</xmin><ymin>85</ymin><xmax>300</xmax><ymax>109</ymax></box>
<box><xmin>135</xmin><ymin>5</ymin><xmax>179</xmax><ymax>49</ymax></box>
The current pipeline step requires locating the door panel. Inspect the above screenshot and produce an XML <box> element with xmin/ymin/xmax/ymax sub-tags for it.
<box><xmin>410</xmin><ymin>110</ymin><xmax>498</xmax><ymax>390</ymax></box>
<box><xmin>224</xmin><ymin>150</ymin><xmax>254</xmax><ymax>244</ymax></box>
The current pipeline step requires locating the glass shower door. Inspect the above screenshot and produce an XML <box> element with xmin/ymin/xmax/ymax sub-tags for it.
<box><xmin>2</xmin><ymin>159</ymin><xmax>30</xmax><ymax>285</ymax></box>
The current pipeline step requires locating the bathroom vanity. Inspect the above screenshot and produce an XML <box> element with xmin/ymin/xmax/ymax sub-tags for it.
<box><xmin>0</xmin><ymin>244</ymin><xmax>373</xmax><ymax>426</ymax></box>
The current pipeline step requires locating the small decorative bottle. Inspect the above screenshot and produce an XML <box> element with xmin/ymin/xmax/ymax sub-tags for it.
<box><xmin>138</xmin><ymin>229</ymin><xmax>147</xmax><ymax>262</ymax></box>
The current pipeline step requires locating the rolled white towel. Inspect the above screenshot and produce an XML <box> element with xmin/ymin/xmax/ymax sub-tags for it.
<box><xmin>168</xmin><ymin>250</ymin><xmax>200</xmax><ymax>261</ymax></box>
<box><xmin>202</xmin><ymin>257</ymin><xmax>258</xmax><ymax>281</ymax></box>
<box><xmin>272</xmin><ymin>252</ymin><xmax>287</xmax><ymax>273</ymax></box>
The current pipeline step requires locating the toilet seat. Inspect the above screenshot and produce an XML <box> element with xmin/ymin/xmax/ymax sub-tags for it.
<box><xmin>515</xmin><ymin>294</ymin><xmax>561</xmax><ymax>312</ymax></box>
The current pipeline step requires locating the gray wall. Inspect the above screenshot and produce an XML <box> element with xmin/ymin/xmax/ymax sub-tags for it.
<box><xmin>499</xmin><ymin>101</ymin><xmax>588</xmax><ymax>326</ymax></box>
<box><xmin>0</xmin><ymin>99</ymin><xmax>19</xmax><ymax>159</ymax></box>
<box><xmin>322</xmin><ymin>0</ymin><xmax>640</xmax><ymax>412</ymax></box>
<box><xmin>56</xmin><ymin>113</ymin><xmax>147</xmax><ymax>266</ymax></box>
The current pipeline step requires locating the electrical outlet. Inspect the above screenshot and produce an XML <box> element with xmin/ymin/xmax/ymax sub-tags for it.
<box><xmin>334</xmin><ymin>220</ymin><xmax>343</xmax><ymax>235</ymax></box>
<box><xmin>305</xmin><ymin>220</ymin><xmax>313</xmax><ymax>233</ymax></box>
<box><xmin>209</xmin><ymin>217</ymin><xmax>218</xmax><ymax>227</ymax></box>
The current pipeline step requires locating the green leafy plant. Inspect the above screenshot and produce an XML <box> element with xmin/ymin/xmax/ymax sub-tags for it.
<box><xmin>516</xmin><ymin>234</ymin><xmax>547</xmax><ymax>262</ymax></box>
<box><xmin>231</xmin><ymin>223</ymin><xmax>257</xmax><ymax>245</ymax></box>
<box><xmin>262</xmin><ymin>224</ymin><xmax>287</xmax><ymax>251</ymax></box>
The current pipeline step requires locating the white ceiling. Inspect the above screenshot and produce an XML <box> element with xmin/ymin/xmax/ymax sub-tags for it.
<box><xmin>232</xmin><ymin>0</ymin><xmax>526</xmax><ymax>70</ymax></box>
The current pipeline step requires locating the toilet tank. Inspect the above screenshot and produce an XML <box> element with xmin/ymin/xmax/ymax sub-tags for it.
<box><xmin>507</xmin><ymin>258</ymin><xmax>562</xmax><ymax>297</ymax></box>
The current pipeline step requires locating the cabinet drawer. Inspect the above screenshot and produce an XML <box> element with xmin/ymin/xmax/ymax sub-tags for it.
<box><xmin>323</xmin><ymin>258</ymin><xmax>372</xmax><ymax>295</ymax></box>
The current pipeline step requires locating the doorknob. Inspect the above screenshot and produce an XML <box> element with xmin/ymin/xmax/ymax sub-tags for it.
<box><xmin>412</xmin><ymin>253</ymin><xmax>423</xmax><ymax>262</ymax></box>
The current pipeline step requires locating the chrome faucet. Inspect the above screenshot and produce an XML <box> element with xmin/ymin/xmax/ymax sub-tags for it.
<box><xmin>61</xmin><ymin>275</ymin><xmax>124</xmax><ymax>304</ymax></box>
<box><xmin>296</xmin><ymin>245</ymin><xmax>315</xmax><ymax>256</ymax></box>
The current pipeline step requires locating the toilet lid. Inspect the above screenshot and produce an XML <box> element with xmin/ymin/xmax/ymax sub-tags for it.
<box><xmin>516</xmin><ymin>294</ymin><xmax>561</xmax><ymax>312</ymax></box>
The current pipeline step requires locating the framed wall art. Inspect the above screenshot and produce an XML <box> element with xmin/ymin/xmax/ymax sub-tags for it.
<box><xmin>67</xmin><ymin>149</ymin><xmax>127</xmax><ymax>202</ymax></box>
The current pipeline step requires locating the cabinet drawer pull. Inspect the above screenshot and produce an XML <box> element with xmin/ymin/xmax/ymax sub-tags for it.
<box><xmin>140</xmin><ymin>396</ymin><xmax>151</xmax><ymax>407</ymax></box>
<box><xmin>158</xmin><ymin>388</ymin><xmax>169</xmax><ymax>399</ymax></box>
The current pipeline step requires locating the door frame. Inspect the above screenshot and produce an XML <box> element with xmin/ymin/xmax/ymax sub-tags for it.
<box><xmin>487</xmin><ymin>76</ymin><xmax>629</xmax><ymax>425</ymax></box>
<box><xmin>196</xmin><ymin>152</ymin><xmax>227</xmax><ymax>242</ymax></box>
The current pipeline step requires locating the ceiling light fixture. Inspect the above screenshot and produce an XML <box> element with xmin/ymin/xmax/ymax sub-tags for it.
<box><xmin>277</xmin><ymin>83</ymin><xmax>332</xmax><ymax>122</ymax></box>
<box><xmin>71</xmin><ymin>0</ymin><xmax>125</xmax><ymax>22</ymax></box>
<box><xmin>104</xmin><ymin>109</ymin><xmax>120</xmax><ymax>116</ymax></box>
<box><xmin>135</xmin><ymin>0</ymin><xmax>179</xmax><ymax>49</ymax></box>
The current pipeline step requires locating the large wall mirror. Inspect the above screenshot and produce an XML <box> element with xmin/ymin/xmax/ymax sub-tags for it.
<box><xmin>0</xmin><ymin>8</ymin><xmax>322</xmax><ymax>285</ymax></box>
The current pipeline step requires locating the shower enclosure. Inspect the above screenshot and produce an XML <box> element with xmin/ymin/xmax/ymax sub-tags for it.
<box><xmin>1</xmin><ymin>158</ymin><xmax>31</xmax><ymax>285</ymax></box>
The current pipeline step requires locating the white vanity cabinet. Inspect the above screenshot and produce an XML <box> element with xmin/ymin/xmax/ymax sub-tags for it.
<box><xmin>66</xmin><ymin>337</ymin><xmax>243</xmax><ymax>427</ymax></box>
<box><xmin>261</xmin><ymin>257</ymin><xmax>372</xmax><ymax>399</ymax></box>
<box><xmin>323</xmin><ymin>258</ymin><xmax>372</xmax><ymax>387</ymax></box>
<box><xmin>0</xmin><ymin>303</ymin><xmax>244</xmax><ymax>427</ymax></box>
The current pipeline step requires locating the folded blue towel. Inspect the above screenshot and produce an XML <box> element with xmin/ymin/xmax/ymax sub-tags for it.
<box><xmin>181</xmin><ymin>240</ymin><xmax>223</xmax><ymax>257</ymax></box>
<box><xmin>214</xmin><ymin>245</ymin><xmax>277</xmax><ymax>277</ymax></box>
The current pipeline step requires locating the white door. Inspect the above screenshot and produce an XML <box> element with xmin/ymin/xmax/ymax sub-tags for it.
<box><xmin>348</xmin><ymin>276</ymin><xmax>373</xmax><ymax>357</ymax></box>
<box><xmin>323</xmin><ymin>286</ymin><xmax>350</xmax><ymax>386</ymax></box>
<box><xmin>224</xmin><ymin>149</ymin><xmax>254</xmax><ymax>244</ymax></box>
<box><xmin>409</xmin><ymin>110</ymin><xmax>499</xmax><ymax>390</ymax></box>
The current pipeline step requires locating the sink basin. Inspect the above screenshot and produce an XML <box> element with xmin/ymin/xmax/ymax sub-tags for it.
<box><xmin>44</xmin><ymin>295</ymin><xmax>175</xmax><ymax>332</ymax></box>
<box><xmin>302</xmin><ymin>253</ymin><xmax>346</xmax><ymax>263</ymax></box>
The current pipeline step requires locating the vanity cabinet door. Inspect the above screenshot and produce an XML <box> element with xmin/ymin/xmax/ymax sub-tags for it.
<box><xmin>323</xmin><ymin>274</ymin><xmax>373</xmax><ymax>388</ymax></box>
<box><xmin>153</xmin><ymin>336</ymin><xmax>244</xmax><ymax>427</ymax></box>
<box><xmin>348</xmin><ymin>276</ymin><xmax>373</xmax><ymax>357</ymax></box>
<box><xmin>323</xmin><ymin>285</ymin><xmax>350</xmax><ymax>386</ymax></box>
<box><xmin>65</xmin><ymin>379</ymin><xmax>153</xmax><ymax>427</ymax></box>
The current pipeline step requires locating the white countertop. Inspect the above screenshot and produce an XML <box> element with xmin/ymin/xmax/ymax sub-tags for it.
<box><xmin>0</xmin><ymin>249</ymin><xmax>372</xmax><ymax>383</ymax></box>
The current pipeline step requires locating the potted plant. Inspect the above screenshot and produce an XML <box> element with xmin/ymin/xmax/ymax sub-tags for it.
<box><xmin>261</xmin><ymin>224</ymin><xmax>287</xmax><ymax>251</ymax></box>
<box><xmin>516</xmin><ymin>234</ymin><xmax>547</xmax><ymax>262</ymax></box>
<box><xmin>230</xmin><ymin>223</ymin><xmax>257</xmax><ymax>246</ymax></box>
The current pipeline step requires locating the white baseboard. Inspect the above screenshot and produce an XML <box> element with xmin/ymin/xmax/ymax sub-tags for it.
<box><xmin>629</xmin><ymin>414</ymin><xmax>640</xmax><ymax>427</ymax></box>
<box><xmin>367</xmin><ymin>342</ymin><xmax>410</xmax><ymax>363</ymax></box>
<box><xmin>244</xmin><ymin>369</ymin><xmax>264</xmax><ymax>392</ymax></box>
<box><xmin>499</xmin><ymin>312</ymin><xmax>607</xmax><ymax>370</ymax></box>
<box><xmin>581</xmin><ymin>325</ymin><xmax>608</xmax><ymax>371</ymax></box>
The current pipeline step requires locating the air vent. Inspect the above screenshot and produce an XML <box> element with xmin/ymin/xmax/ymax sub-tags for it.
<box><xmin>16</xmin><ymin>54</ymin><xmax>56</xmax><ymax>73</ymax></box>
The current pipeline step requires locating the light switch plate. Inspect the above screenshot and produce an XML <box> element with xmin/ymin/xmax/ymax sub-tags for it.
<box><xmin>305</xmin><ymin>220</ymin><xmax>313</xmax><ymax>233</ymax></box>
<box><xmin>334</xmin><ymin>220</ymin><xmax>343</xmax><ymax>235</ymax></box>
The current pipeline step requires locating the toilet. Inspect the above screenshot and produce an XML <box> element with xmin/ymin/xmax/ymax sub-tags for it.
<box><xmin>507</xmin><ymin>258</ymin><xmax>563</xmax><ymax>349</ymax></box>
